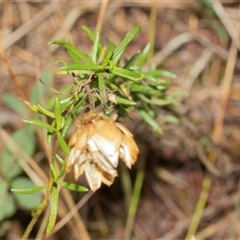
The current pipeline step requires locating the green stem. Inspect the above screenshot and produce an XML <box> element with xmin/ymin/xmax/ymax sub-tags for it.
<box><xmin>21</xmin><ymin>134</ymin><xmax>58</xmax><ymax>240</ymax></box>
<box><xmin>185</xmin><ymin>176</ymin><xmax>212</xmax><ymax>240</ymax></box>
<box><xmin>123</xmin><ymin>152</ymin><xmax>145</xmax><ymax>240</ymax></box>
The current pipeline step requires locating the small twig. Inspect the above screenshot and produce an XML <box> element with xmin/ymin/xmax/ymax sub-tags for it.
<box><xmin>211</xmin><ymin>1</ymin><xmax>240</xmax><ymax>51</ymax></box>
<box><xmin>183</xmin><ymin>48</ymin><xmax>214</xmax><ymax>90</ymax></box>
<box><xmin>39</xmin><ymin>78</ymin><xmax>70</xmax><ymax>95</ymax></box>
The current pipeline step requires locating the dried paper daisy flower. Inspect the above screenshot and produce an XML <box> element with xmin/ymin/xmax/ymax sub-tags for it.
<box><xmin>66</xmin><ymin>111</ymin><xmax>139</xmax><ymax>192</ymax></box>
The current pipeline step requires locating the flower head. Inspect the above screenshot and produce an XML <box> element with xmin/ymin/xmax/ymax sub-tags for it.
<box><xmin>66</xmin><ymin>111</ymin><xmax>139</xmax><ymax>192</ymax></box>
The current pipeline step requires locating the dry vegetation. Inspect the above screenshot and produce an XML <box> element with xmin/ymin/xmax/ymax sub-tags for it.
<box><xmin>1</xmin><ymin>1</ymin><xmax>240</xmax><ymax>239</ymax></box>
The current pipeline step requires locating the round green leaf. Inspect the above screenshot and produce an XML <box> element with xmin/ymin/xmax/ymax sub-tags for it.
<box><xmin>11</xmin><ymin>177</ymin><xmax>43</xmax><ymax>210</ymax></box>
<box><xmin>0</xmin><ymin>180</ymin><xmax>16</xmax><ymax>221</ymax></box>
<box><xmin>0</xmin><ymin>127</ymin><xmax>35</xmax><ymax>179</ymax></box>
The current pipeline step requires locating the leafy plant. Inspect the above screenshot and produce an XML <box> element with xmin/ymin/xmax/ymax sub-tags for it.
<box><xmin>4</xmin><ymin>25</ymin><xmax>182</xmax><ymax>239</ymax></box>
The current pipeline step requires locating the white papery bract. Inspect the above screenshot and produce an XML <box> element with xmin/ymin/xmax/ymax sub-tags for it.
<box><xmin>66</xmin><ymin>111</ymin><xmax>139</xmax><ymax>192</ymax></box>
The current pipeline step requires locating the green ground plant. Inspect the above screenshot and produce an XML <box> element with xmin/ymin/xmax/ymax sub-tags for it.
<box><xmin>4</xmin><ymin>25</ymin><xmax>182</xmax><ymax>239</ymax></box>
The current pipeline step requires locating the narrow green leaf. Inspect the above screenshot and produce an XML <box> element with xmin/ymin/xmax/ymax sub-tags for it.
<box><xmin>101</xmin><ymin>40</ymin><xmax>115</xmax><ymax>67</ymax></box>
<box><xmin>64</xmin><ymin>39</ymin><xmax>81</xmax><ymax>64</ymax></box>
<box><xmin>147</xmin><ymin>69</ymin><xmax>177</xmax><ymax>79</ymax></box>
<box><xmin>22</xmin><ymin>119</ymin><xmax>55</xmax><ymax>132</ymax></box>
<box><xmin>57</xmin><ymin>132</ymin><xmax>70</xmax><ymax>155</ymax></box>
<box><xmin>143</xmin><ymin>72</ymin><xmax>170</xmax><ymax>86</ymax></box>
<box><xmin>46</xmin><ymin>184</ymin><xmax>58</xmax><ymax>235</ymax></box>
<box><xmin>110</xmin><ymin>66</ymin><xmax>143</xmax><ymax>82</ymax></box>
<box><xmin>55</xmin><ymin>154</ymin><xmax>66</xmax><ymax>179</ymax></box>
<box><xmin>11</xmin><ymin>184</ymin><xmax>48</xmax><ymax>194</ymax></box>
<box><xmin>130</xmin><ymin>83</ymin><xmax>154</xmax><ymax>93</ymax></box>
<box><xmin>59</xmin><ymin>98</ymin><xmax>74</xmax><ymax>110</ymax></box>
<box><xmin>50</xmin><ymin>164</ymin><xmax>58</xmax><ymax>181</ymax></box>
<box><xmin>137</xmin><ymin>94</ymin><xmax>170</xmax><ymax>106</ymax></box>
<box><xmin>82</xmin><ymin>26</ymin><xmax>96</xmax><ymax>42</ymax></box>
<box><xmin>112</xmin><ymin>25</ymin><xmax>141</xmax><ymax>62</ymax></box>
<box><xmin>81</xmin><ymin>26</ymin><xmax>103</xmax><ymax>51</ymax></box>
<box><xmin>35</xmin><ymin>104</ymin><xmax>55</xmax><ymax>118</ymax></box>
<box><xmin>97</xmin><ymin>73</ymin><xmax>107</xmax><ymax>104</ymax></box>
<box><xmin>61</xmin><ymin>114</ymin><xmax>73</xmax><ymax>137</ymax></box>
<box><xmin>115</xmin><ymin>95</ymin><xmax>137</xmax><ymax>106</ymax></box>
<box><xmin>92</xmin><ymin>31</ymin><xmax>99</xmax><ymax>64</ymax></box>
<box><xmin>138</xmin><ymin>109</ymin><xmax>163</xmax><ymax>135</ymax></box>
<box><xmin>56</xmin><ymin>70</ymin><xmax>94</xmax><ymax>76</ymax></box>
<box><xmin>72</xmin><ymin>97</ymin><xmax>84</xmax><ymax>111</ymax></box>
<box><xmin>49</xmin><ymin>39</ymin><xmax>93</xmax><ymax>65</ymax></box>
<box><xmin>54</xmin><ymin>98</ymin><xmax>62</xmax><ymax>131</ymax></box>
<box><xmin>123</xmin><ymin>50</ymin><xmax>141</xmax><ymax>69</ymax></box>
<box><xmin>58</xmin><ymin>181</ymin><xmax>88</xmax><ymax>192</ymax></box>
<box><xmin>137</xmin><ymin>43</ymin><xmax>151</xmax><ymax>67</ymax></box>
<box><xmin>60</xmin><ymin>64</ymin><xmax>102</xmax><ymax>71</ymax></box>
<box><xmin>11</xmin><ymin>177</ymin><xmax>43</xmax><ymax>210</ymax></box>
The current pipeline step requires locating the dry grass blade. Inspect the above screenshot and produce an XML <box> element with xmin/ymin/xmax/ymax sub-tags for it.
<box><xmin>2</xmin><ymin>3</ymin><xmax>63</xmax><ymax>50</ymax></box>
<box><xmin>144</xmin><ymin>32</ymin><xmax>192</xmax><ymax>70</ymax></box>
<box><xmin>185</xmin><ymin>5</ymin><xmax>240</xmax><ymax>239</ymax></box>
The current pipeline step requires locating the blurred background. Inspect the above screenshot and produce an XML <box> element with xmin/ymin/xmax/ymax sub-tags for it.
<box><xmin>1</xmin><ymin>1</ymin><xmax>240</xmax><ymax>239</ymax></box>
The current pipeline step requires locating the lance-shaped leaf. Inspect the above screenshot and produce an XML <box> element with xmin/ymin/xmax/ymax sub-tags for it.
<box><xmin>60</xmin><ymin>97</ymin><xmax>74</xmax><ymax>109</ymax></box>
<box><xmin>147</xmin><ymin>69</ymin><xmax>177</xmax><ymax>78</ymax></box>
<box><xmin>64</xmin><ymin>38</ymin><xmax>81</xmax><ymax>64</ymax></box>
<box><xmin>110</xmin><ymin>66</ymin><xmax>143</xmax><ymax>82</ymax></box>
<box><xmin>54</xmin><ymin>98</ymin><xmax>62</xmax><ymax>131</ymax></box>
<box><xmin>56</xmin><ymin>69</ymin><xmax>95</xmax><ymax>76</ymax></box>
<box><xmin>123</xmin><ymin>50</ymin><xmax>141</xmax><ymax>69</ymax></box>
<box><xmin>137</xmin><ymin>43</ymin><xmax>151</xmax><ymax>68</ymax></box>
<box><xmin>112</xmin><ymin>25</ymin><xmax>141</xmax><ymax>63</ymax></box>
<box><xmin>46</xmin><ymin>184</ymin><xmax>58</xmax><ymax>235</ymax></box>
<box><xmin>49</xmin><ymin>39</ymin><xmax>93</xmax><ymax>65</ymax></box>
<box><xmin>92</xmin><ymin>31</ymin><xmax>99</xmax><ymax>64</ymax></box>
<box><xmin>97</xmin><ymin>73</ymin><xmax>107</xmax><ymax>104</ymax></box>
<box><xmin>55</xmin><ymin>154</ymin><xmax>66</xmax><ymax>179</ymax></box>
<box><xmin>138</xmin><ymin>109</ymin><xmax>163</xmax><ymax>135</ymax></box>
<box><xmin>82</xmin><ymin>26</ymin><xmax>103</xmax><ymax>51</ymax></box>
<box><xmin>11</xmin><ymin>184</ymin><xmax>48</xmax><ymax>194</ymax></box>
<box><xmin>57</xmin><ymin>132</ymin><xmax>70</xmax><ymax>155</ymax></box>
<box><xmin>143</xmin><ymin>73</ymin><xmax>171</xmax><ymax>87</ymax></box>
<box><xmin>58</xmin><ymin>181</ymin><xmax>88</xmax><ymax>192</ymax></box>
<box><xmin>101</xmin><ymin>40</ymin><xmax>115</xmax><ymax>67</ymax></box>
<box><xmin>50</xmin><ymin>164</ymin><xmax>58</xmax><ymax>181</ymax></box>
<box><xmin>115</xmin><ymin>95</ymin><xmax>137</xmax><ymax>106</ymax></box>
<box><xmin>61</xmin><ymin>114</ymin><xmax>73</xmax><ymax>137</ymax></box>
<box><xmin>130</xmin><ymin>83</ymin><xmax>155</xmax><ymax>93</ymax></box>
<box><xmin>22</xmin><ymin>119</ymin><xmax>55</xmax><ymax>132</ymax></box>
<box><xmin>137</xmin><ymin>93</ymin><xmax>170</xmax><ymax>106</ymax></box>
<box><xmin>35</xmin><ymin>104</ymin><xmax>55</xmax><ymax>118</ymax></box>
<box><xmin>59</xmin><ymin>63</ymin><xmax>103</xmax><ymax>72</ymax></box>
